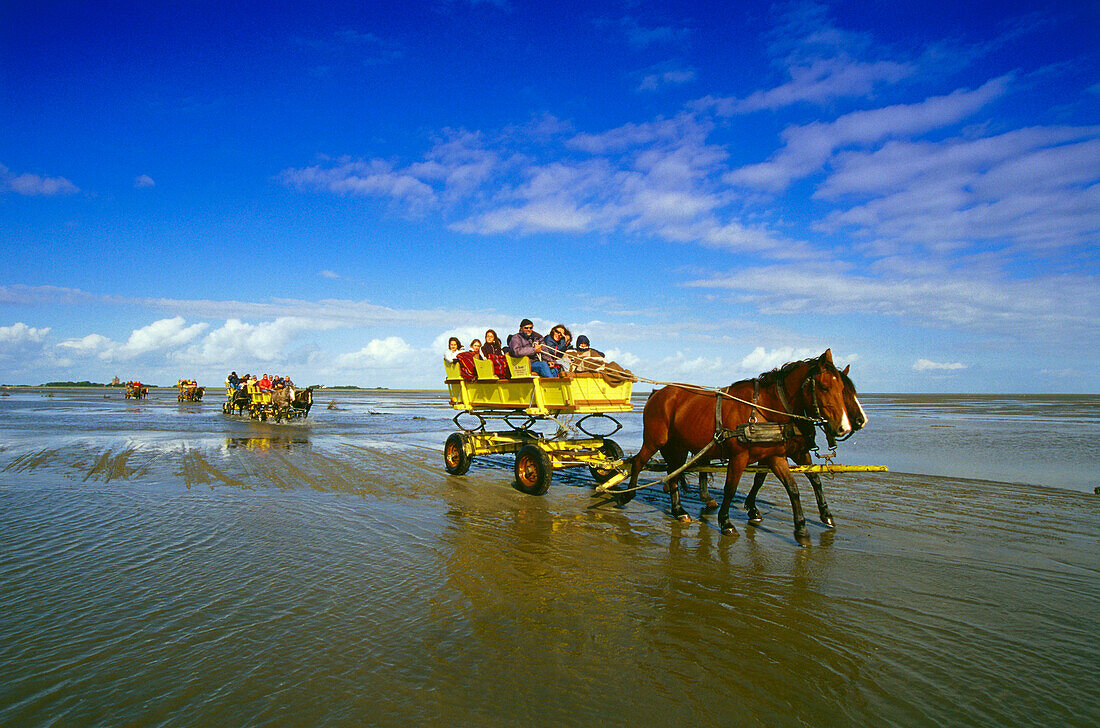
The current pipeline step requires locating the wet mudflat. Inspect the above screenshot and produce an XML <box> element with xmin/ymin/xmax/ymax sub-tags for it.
<box><xmin>0</xmin><ymin>389</ymin><xmax>1097</xmax><ymax>727</ymax></box>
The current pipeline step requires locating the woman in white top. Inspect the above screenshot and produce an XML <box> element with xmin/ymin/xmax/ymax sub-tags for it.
<box><xmin>444</xmin><ymin>336</ymin><xmax>463</xmax><ymax>363</ymax></box>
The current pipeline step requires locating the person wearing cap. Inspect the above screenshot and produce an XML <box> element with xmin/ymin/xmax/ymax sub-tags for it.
<box><xmin>575</xmin><ymin>335</ymin><xmax>603</xmax><ymax>357</ymax></box>
<box><xmin>566</xmin><ymin>334</ymin><xmax>607</xmax><ymax>373</ymax></box>
<box><xmin>508</xmin><ymin>319</ymin><xmax>555</xmax><ymax>377</ymax></box>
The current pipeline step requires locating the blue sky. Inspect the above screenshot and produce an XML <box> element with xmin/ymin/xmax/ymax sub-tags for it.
<box><xmin>2</xmin><ymin>0</ymin><xmax>1098</xmax><ymax>391</ymax></box>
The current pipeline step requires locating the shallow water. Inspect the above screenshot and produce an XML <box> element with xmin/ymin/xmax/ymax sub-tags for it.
<box><xmin>0</xmin><ymin>389</ymin><xmax>1097</xmax><ymax>727</ymax></box>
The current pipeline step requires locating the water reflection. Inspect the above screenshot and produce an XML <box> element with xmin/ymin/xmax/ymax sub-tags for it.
<box><xmin>224</xmin><ymin>435</ymin><xmax>310</xmax><ymax>452</ymax></box>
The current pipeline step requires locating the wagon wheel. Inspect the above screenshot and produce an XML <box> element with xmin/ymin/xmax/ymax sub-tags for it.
<box><xmin>444</xmin><ymin>433</ymin><xmax>471</xmax><ymax>476</ymax></box>
<box><xmin>259</xmin><ymin>410</ymin><xmax>268</xmax><ymax>422</ymax></box>
<box><xmin>514</xmin><ymin>444</ymin><xmax>552</xmax><ymax>496</ymax></box>
<box><xmin>589</xmin><ymin>438</ymin><xmax>624</xmax><ymax>484</ymax></box>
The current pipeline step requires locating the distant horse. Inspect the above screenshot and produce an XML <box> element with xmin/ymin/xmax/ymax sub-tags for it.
<box><xmin>230</xmin><ymin>388</ymin><xmax>251</xmax><ymax>414</ymax></box>
<box><xmin>292</xmin><ymin>387</ymin><xmax>314</xmax><ymax>414</ymax></box>
<box><xmin>621</xmin><ymin>350</ymin><xmax>852</xmax><ymax>540</ymax></box>
<box><xmin>125</xmin><ymin>384</ymin><xmax>148</xmax><ymax>400</ymax></box>
<box><xmin>270</xmin><ymin>385</ymin><xmax>314</xmax><ymax>421</ymax></box>
<box><xmin>696</xmin><ymin>366</ymin><xmax>867</xmax><ymax>528</ymax></box>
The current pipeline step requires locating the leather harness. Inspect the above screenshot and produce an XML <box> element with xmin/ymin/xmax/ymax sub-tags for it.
<box><xmin>714</xmin><ymin>375</ymin><xmax>819</xmax><ymax>450</ymax></box>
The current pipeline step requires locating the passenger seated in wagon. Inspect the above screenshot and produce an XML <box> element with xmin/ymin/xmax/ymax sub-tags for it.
<box><xmin>508</xmin><ymin>319</ymin><xmax>557</xmax><ymax>378</ymax></box>
<box><xmin>480</xmin><ymin>330</ymin><xmax>503</xmax><ymax>358</ymax></box>
<box><xmin>542</xmin><ymin>325</ymin><xmax>572</xmax><ymax>373</ymax></box>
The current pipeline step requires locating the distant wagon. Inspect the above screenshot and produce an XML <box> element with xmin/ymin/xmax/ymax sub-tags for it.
<box><xmin>124</xmin><ymin>382</ymin><xmax>148</xmax><ymax>399</ymax></box>
<box><xmin>223</xmin><ymin>379</ymin><xmax>313</xmax><ymax>422</ymax></box>
<box><xmin>176</xmin><ymin>379</ymin><xmax>204</xmax><ymax>402</ymax></box>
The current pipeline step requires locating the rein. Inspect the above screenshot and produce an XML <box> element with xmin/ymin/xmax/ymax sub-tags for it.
<box><xmin>541</xmin><ymin>349</ymin><xmax>824</xmax><ymax>425</ymax></box>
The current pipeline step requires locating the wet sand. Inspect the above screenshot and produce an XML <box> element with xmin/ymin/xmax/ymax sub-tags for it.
<box><xmin>0</xmin><ymin>389</ymin><xmax>1097</xmax><ymax>727</ymax></box>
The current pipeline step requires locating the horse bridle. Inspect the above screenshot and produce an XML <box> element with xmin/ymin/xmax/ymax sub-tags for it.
<box><xmin>749</xmin><ymin>364</ymin><xmax>837</xmax><ymax>451</ymax></box>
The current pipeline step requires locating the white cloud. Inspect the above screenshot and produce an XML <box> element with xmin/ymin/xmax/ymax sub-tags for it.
<box><xmin>278</xmin><ymin>157</ymin><xmax>436</xmax><ymax>209</ymax></box>
<box><xmin>638</xmin><ymin>66</ymin><xmax>697</xmax><ymax>92</ymax></box>
<box><xmin>122</xmin><ymin>317</ymin><xmax>208</xmax><ymax>357</ymax></box>
<box><xmin>602</xmin><ymin>349</ymin><xmax>639</xmax><ymax>368</ymax></box>
<box><xmin>817</xmin><ymin>127</ymin><xmax>1100</xmax><ymax>252</ymax></box>
<box><xmin>700</xmin><ymin>56</ymin><xmax>913</xmax><ymax>114</ymax></box>
<box><xmin>726</xmin><ymin>75</ymin><xmax>1012</xmax><ymax>191</ymax></box>
<box><xmin>58</xmin><ymin>317</ymin><xmax>208</xmax><ymax>362</ymax></box>
<box><xmin>58</xmin><ymin>333</ymin><xmax>112</xmax><ymax>355</ymax></box>
<box><xmin>686</xmin><ymin>265</ymin><xmax>1100</xmax><ymax>344</ymax></box>
<box><xmin>619</xmin><ymin>16</ymin><xmax>690</xmax><ymax>48</ymax></box>
<box><xmin>335</xmin><ymin>337</ymin><xmax>415</xmax><ymax>369</ymax></box>
<box><xmin>739</xmin><ymin>346</ymin><xmax>819</xmax><ymax>372</ymax></box>
<box><xmin>192</xmin><ymin>317</ymin><xmax>339</xmax><ymax>365</ymax></box>
<box><xmin>914</xmin><ymin>358</ymin><xmax>966</xmax><ymax>371</ymax></box>
<box><xmin>1</xmin><ymin>164</ymin><xmax>79</xmax><ymax>196</ymax></box>
<box><xmin>134</xmin><ymin>174</ymin><xmax>155</xmax><ymax>188</ymax></box>
<box><xmin>0</xmin><ymin>322</ymin><xmax>50</xmax><ymax>344</ymax></box>
<box><xmin>320</xmin><ymin>270</ymin><xmax>341</xmax><ymax>279</ymax></box>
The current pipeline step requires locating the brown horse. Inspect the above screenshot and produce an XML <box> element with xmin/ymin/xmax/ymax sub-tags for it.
<box><xmin>696</xmin><ymin>365</ymin><xmax>867</xmax><ymax>527</ymax></box>
<box><xmin>621</xmin><ymin>350</ymin><xmax>852</xmax><ymax>540</ymax></box>
<box><xmin>270</xmin><ymin>385</ymin><xmax>314</xmax><ymax>420</ymax></box>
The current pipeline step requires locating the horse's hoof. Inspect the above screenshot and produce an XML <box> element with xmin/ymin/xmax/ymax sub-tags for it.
<box><xmin>704</xmin><ymin>499</ymin><xmax>718</xmax><ymax>511</ymax></box>
<box><xmin>613</xmin><ymin>489</ymin><xmax>636</xmax><ymax>505</ymax></box>
<box><xmin>794</xmin><ymin>528</ymin><xmax>811</xmax><ymax>546</ymax></box>
<box><xmin>720</xmin><ymin>522</ymin><xmax>738</xmax><ymax>536</ymax></box>
<box><xmin>671</xmin><ymin>505</ymin><xmax>691</xmax><ymax>523</ymax></box>
<box><xmin>821</xmin><ymin>514</ymin><xmax>836</xmax><ymax>529</ymax></box>
<box><xmin>747</xmin><ymin>509</ymin><xmax>762</xmax><ymax>525</ymax></box>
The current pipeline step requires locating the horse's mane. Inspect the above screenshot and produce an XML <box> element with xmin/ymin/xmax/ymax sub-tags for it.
<box><xmin>729</xmin><ymin>355</ymin><xmax>838</xmax><ymax>390</ymax></box>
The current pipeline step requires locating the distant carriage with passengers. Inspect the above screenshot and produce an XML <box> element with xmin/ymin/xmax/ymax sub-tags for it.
<box><xmin>223</xmin><ymin>379</ymin><xmax>314</xmax><ymax>422</ymax></box>
<box><xmin>176</xmin><ymin>379</ymin><xmax>205</xmax><ymax>402</ymax></box>
<box><xmin>124</xmin><ymin>381</ymin><xmax>148</xmax><ymax>399</ymax></box>
<box><xmin>443</xmin><ymin>348</ymin><xmax>885</xmax><ymax>539</ymax></box>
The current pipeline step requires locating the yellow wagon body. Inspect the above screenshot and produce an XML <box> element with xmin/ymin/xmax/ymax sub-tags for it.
<box><xmin>445</xmin><ymin>354</ymin><xmax>633</xmax><ymax>416</ymax></box>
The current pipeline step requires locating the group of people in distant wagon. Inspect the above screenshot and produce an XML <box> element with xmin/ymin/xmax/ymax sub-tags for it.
<box><xmin>444</xmin><ymin>319</ymin><xmax>607</xmax><ymax>379</ymax></box>
<box><xmin>226</xmin><ymin>371</ymin><xmax>294</xmax><ymax>391</ymax></box>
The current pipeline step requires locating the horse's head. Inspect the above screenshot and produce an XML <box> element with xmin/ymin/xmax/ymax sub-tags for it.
<box><xmin>802</xmin><ymin>349</ymin><xmax>852</xmax><ymax>445</ymax></box>
<box><xmin>838</xmin><ymin>364</ymin><xmax>867</xmax><ymax>434</ymax></box>
<box><xmin>291</xmin><ymin>386</ymin><xmax>313</xmax><ymax>412</ymax></box>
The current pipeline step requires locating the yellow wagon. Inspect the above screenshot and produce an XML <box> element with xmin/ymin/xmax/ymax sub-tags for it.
<box><xmin>443</xmin><ymin>354</ymin><xmax>633</xmax><ymax>494</ymax></box>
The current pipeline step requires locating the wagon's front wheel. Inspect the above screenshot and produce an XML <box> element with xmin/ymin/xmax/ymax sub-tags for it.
<box><xmin>589</xmin><ymin>438</ymin><xmax>624</xmax><ymax>484</ymax></box>
<box><xmin>515</xmin><ymin>445</ymin><xmax>552</xmax><ymax>496</ymax></box>
<box><xmin>444</xmin><ymin>433</ymin><xmax>471</xmax><ymax>476</ymax></box>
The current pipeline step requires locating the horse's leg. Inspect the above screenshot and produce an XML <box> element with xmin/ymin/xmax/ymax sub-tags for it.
<box><xmin>618</xmin><ymin>440</ymin><xmax>657</xmax><ymax>505</ymax></box>
<box><xmin>806</xmin><ymin>472</ymin><xmax>834</xmax><ymax>527</ymax></box>
<box><xmin>697</xmin><ymin>471</ymin><xmax>718</xmax><ymax>511</ymax></box>
<box><xmin>745</xmin><ymin>472</ymin><xmax>767</xmax><ymax>525</ymax></box>
<box><xmin>717</xmin><ymin>452</ymin><xmax>749</xmax><ymax>536</ymax></box>
<box><xmin>662</xmin><ymin>446</ymin><xmax>691</xmax><ymax>522</ymax></box>
<box><xmin>793</xmin><ymin>452</ymin><xmax>835</xmax><ymax>528</ymax></box>
<box><xmin>766</xmin><ymin>456</ymin><xmax>809</xmax><ymax>542</ymax></box>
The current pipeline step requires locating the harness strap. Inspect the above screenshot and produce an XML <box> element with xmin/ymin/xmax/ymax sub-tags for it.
<box><xmin>714</xmin><ymin>391</ymin><xmax>738</xmax><ymax>442</ymax></box>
